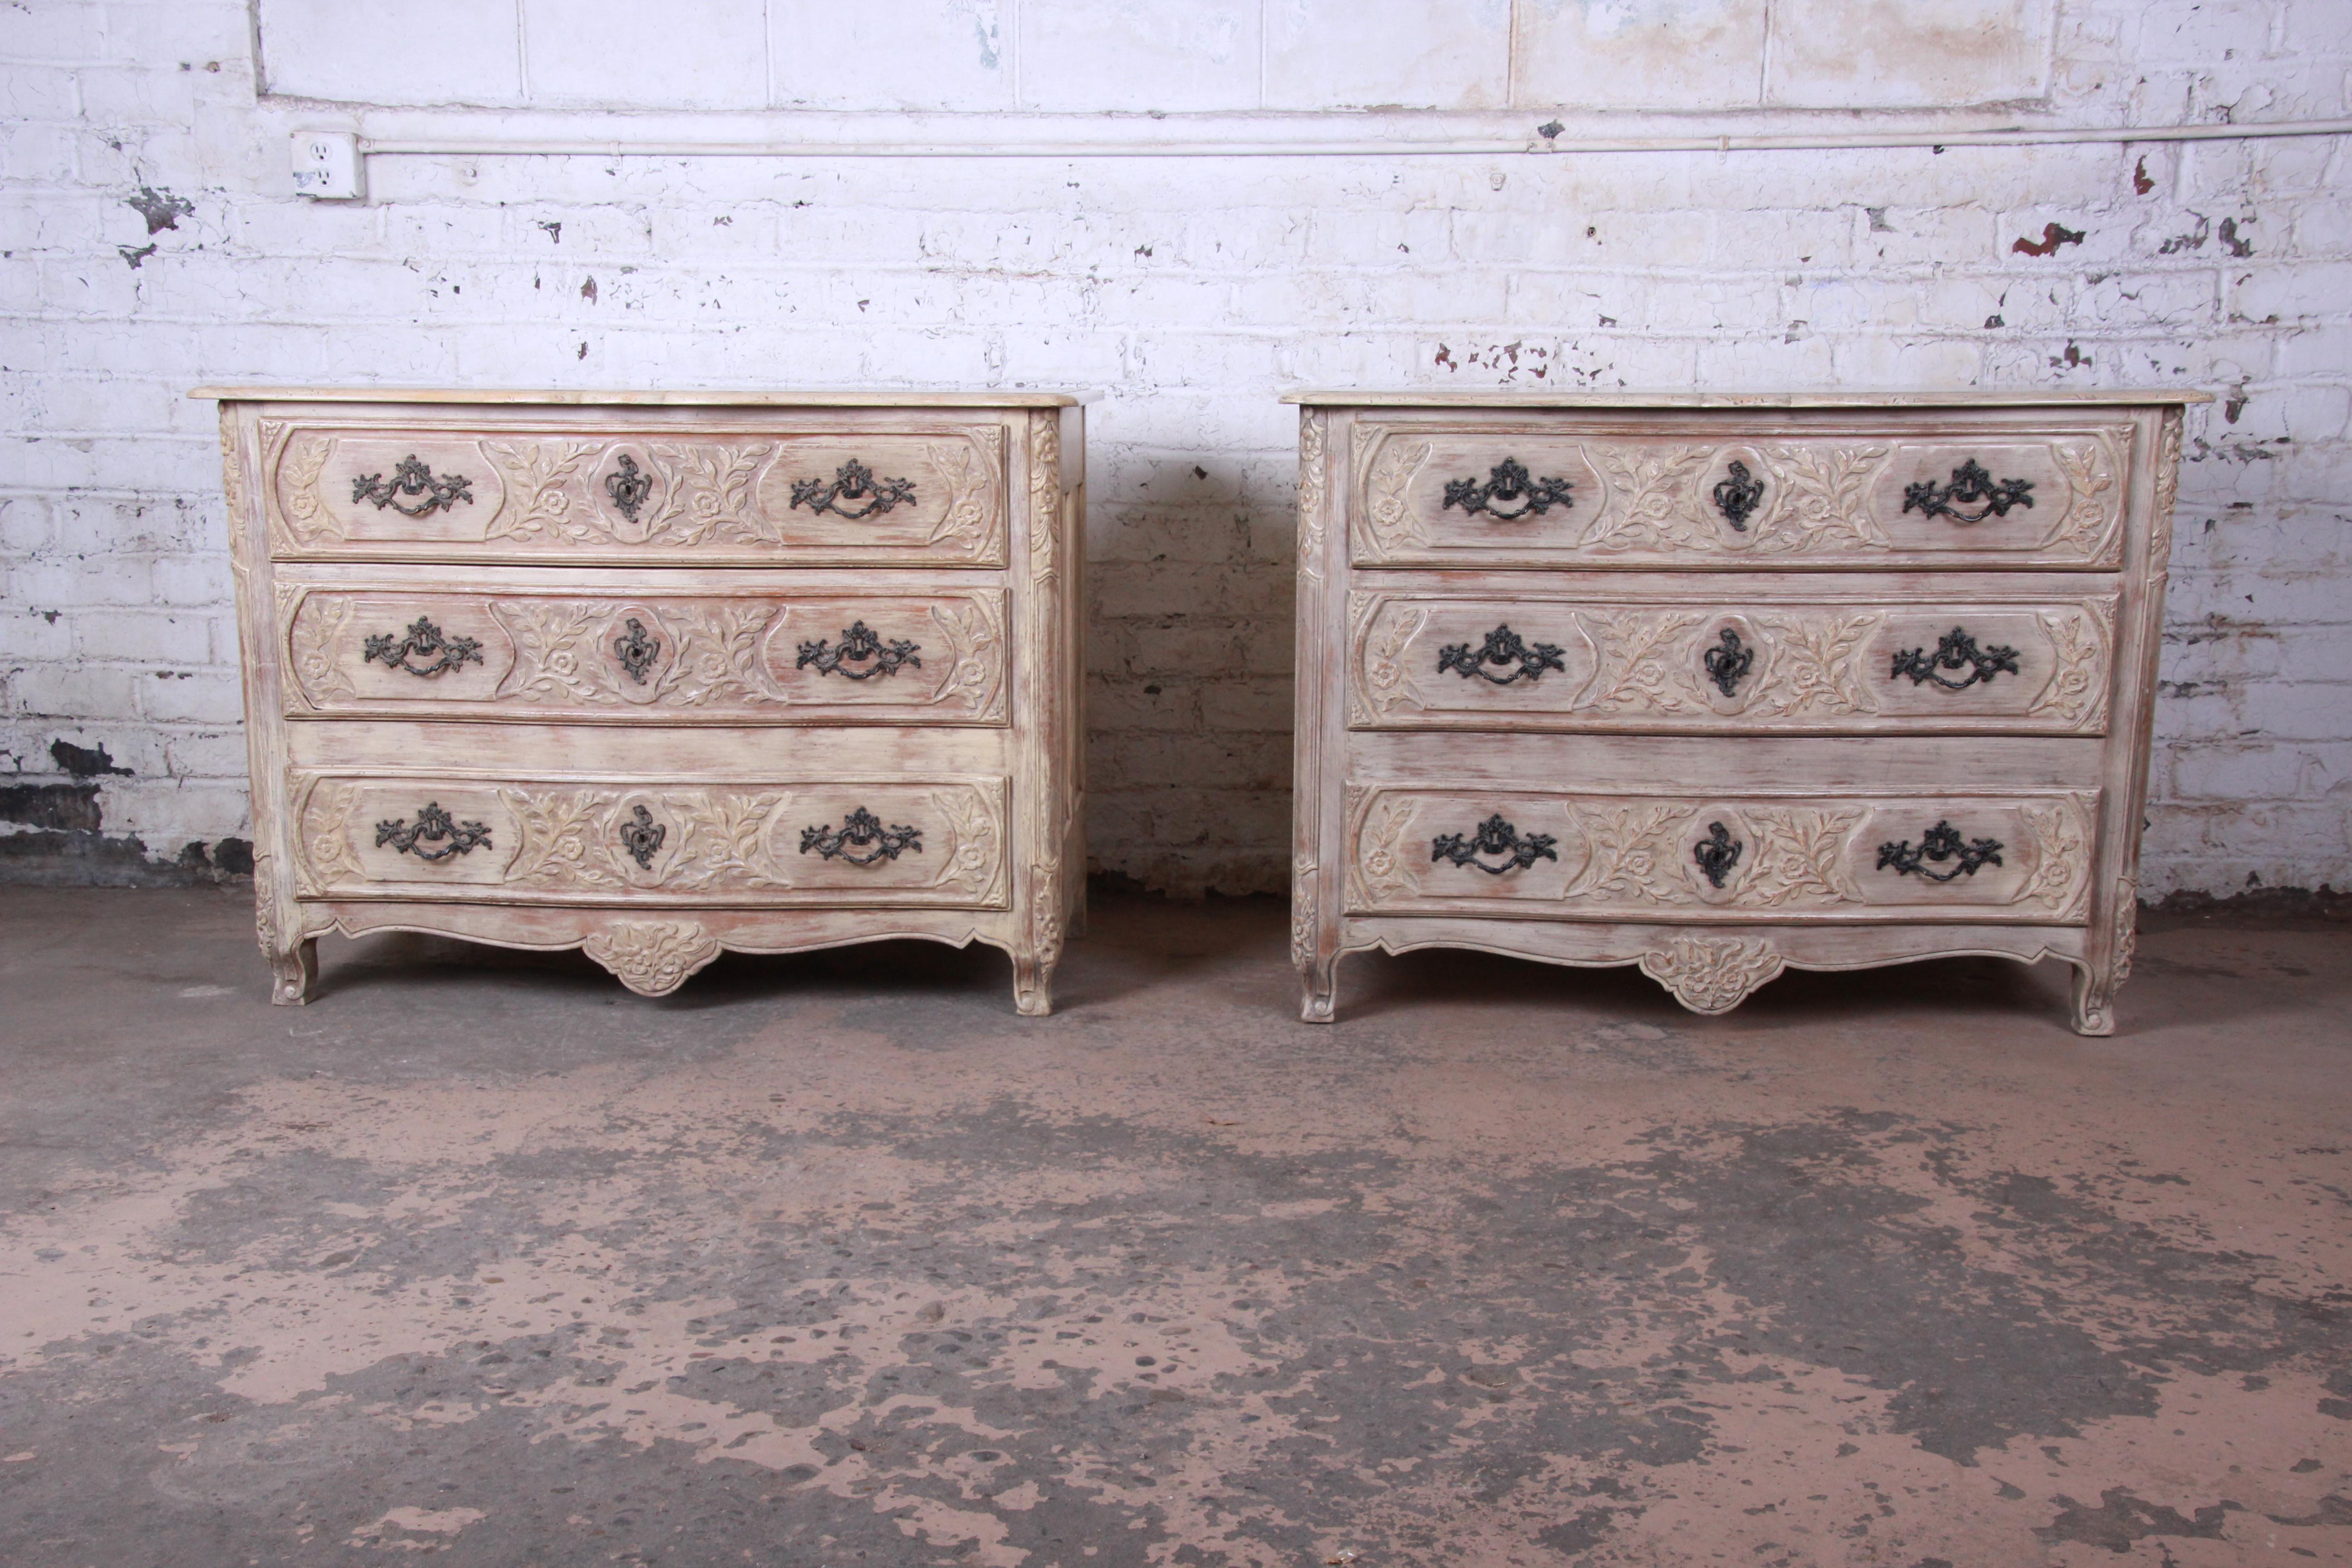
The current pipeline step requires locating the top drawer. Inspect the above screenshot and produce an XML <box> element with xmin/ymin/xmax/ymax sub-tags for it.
<box><xmin>258</xmin><ymin>412</ymin><xmax>1010</xmax><ymax>566</ymax></box>
<box><xmin>1347</xmin><ymin>415</ymin><xmax>2132</xmax><ymax>570</ymax></box>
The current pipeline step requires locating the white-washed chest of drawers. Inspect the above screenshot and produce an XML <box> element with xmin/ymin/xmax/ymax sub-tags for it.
<box><xmin>1289</xmin><ymin>391</ymin><xmax>2201</xmax><ymax>1035</ymax></box>
<box><xmin>203</xmin><ymin>389</ymin><xmax>1085</xmax><ymax>1010</ymax></box>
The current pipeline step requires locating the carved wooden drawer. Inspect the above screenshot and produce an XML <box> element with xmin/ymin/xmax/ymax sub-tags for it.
<box><xmin>1348</xmin><ymin>584</ymin><xmax>2115</xmax><ymax>734</ymax></box>
<box><xmin>1349</xmin><ymin>416</ymin><xmax>2127</xmax><ymax>570</ymax></box>
<box><xmin>278</xmin><ymin>581</ymin><xmax>1008</xmax><ymax>725</ymax></box>
<box><xmin>1293</xmin><ymin>391</ymin><xmax>2204</xmax><ymax>1034</ymax></box>
<box><xmin>289</xmin><ymin>771</ymin><xmax>1010</xmax><ymax>908</ymax></box>
<box><xmin>1344</xmin><ymin>785</ymin><xmax>2095</xmax><ymax>923</ymax></box>
<box><xmin>209</xmin><ymin>388</ymin><xmax>1085</xmax><ymax>1008</ymax></box>
<box><xmin>258</xmin><ymin>414</ymin><xmax>1009</xmax><ymax>566</ymax></box>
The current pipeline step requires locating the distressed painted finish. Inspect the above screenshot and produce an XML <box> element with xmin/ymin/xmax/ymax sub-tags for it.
<box><xmin>1294</xmin><ymin>393</ymin><xmax>2197</xmax><ymax>1032</ymax></box>
<box><xmin>217</xmin><ymin>392</ymin><xmax>1084</xmax><ymax>1009</ymax></box>
<box><xmin>278</xmin><ymin>581</ymin><xmax>1009</xmax><ymax>725</ymax></box>
<box><xmin>1348</xmin><ymin>583</ymin><xmax>2115</xmax><ymax>733</ymax></box>
<box><xmin>261</xmin><ymin>415</ymin><xmax>1010</xmax><ymax>566</ymax></box>
<box><xmin>1348</xmin><ymin>416</ymin><xmax>2127</xmax><ymax>568</ymax></box>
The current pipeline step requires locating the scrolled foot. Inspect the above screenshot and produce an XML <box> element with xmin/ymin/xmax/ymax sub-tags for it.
<box><xmin>1299</xmin><ymin>953</ymin><xmax>1338</xmax><ymax>1024</ymax></box>
<box><xmin>269</xmin><ymin>938</ymin><xmax>318</xmax><ymax>1006</ymax></box>
<box><xmin>1012</xmin><ymin>955</ymin><xmax>1054</xmax><ymax>1016</ymax></box>
<box><xmin>2070</xmin><ymin>964</ymin><xmax>2116</xmax><ymax>1036</ymax></box>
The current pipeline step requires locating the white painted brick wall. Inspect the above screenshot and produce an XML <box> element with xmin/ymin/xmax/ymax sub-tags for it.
<box><xmin>2</xmin><ymin>0</ymin><xmax>2348</xmax><ymax>898</ymax></box>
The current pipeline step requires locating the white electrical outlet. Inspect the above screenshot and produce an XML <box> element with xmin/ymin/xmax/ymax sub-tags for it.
<box><xmin>291</xmin><ymin>131</ymin><xmax>364</xmax><ymax>201</ymax></box>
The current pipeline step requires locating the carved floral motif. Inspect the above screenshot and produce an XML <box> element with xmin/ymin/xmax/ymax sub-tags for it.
<box><xmin>2026</xmin><ymin>605</ymin><xmax>2112</xmax><ymax>730</ymax></box>
<box><xmin>2048</xmin><ymin>439</ymin><xmax>2121</xmax><ymax>559</ymax></box>
<box><xmin>1350</xmin><ymin>790</ymin><xmax>1418</xmax><ymax>907</ymax></box>
<box><xmin>275</xmin><ymin>431</ymin><xmax>339</xmax><ymax>544</ymax></box>
<box><xmin>480</xmin><ymin>440</ymin><xmax>602</xmax><ymax>541</ymax></box>
<box><xmin>1576</xmin><ymin>612</ymin><xmax>1707</xmax><ymax>714</ymax></box>
<box><xmin>1360</xmin><ymin>431</ymin><xmax>1431</xmax><ymax>554</ymax></box>
<box><xmin>1296</xmin><ymin>412</ymin><xmax>1327</xmax><ymax>583</ymax></box>
<box><xmin>583</xmin><ymin>920</ymin><xmax>724</xmax><ymax>998</ymax></box>
<box><xmin>1029</xmin><ymin>413</ymin><xmax>1061</xmax><ymax>588</ymax></box>
<box><xmin>1638</xmin><ymin>935</ymin><xmax>1786</xmax><ymax>1014</ymax></box>
<box><xmin>2016</xmin><ymin>796</ymin><xmax>2095</xmax><ymax>920</ymax></box>
<box><xmin>1579</xmin><ymin>445</ymin><xmax>1713</xmax><ymax>552</ymax></box>
<box><xmin>1752</xmin><ymin>612</ymin><xmax>1883</xmax><ymax>716</ymax></box>
<box><xmin>1756</xmin><ymin>446</ymin><xmax>1890</xmax><ymax>553</ymax></box>
<box><xmin>284</xmin><ymin>589</ymin><xmax>359</xmax><ymax>704</ymax></box>
<box><xmin>1740</xmin><ymin>807</ymin><xmax>1870</xmax><ymax>905</ymax></box>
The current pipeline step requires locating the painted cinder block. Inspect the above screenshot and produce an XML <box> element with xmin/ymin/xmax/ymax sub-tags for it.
<box><xmin>773</xmin><ymin>0</ymin><xmax>1013</xmax><ymax>112</ymax></box>
<box><xmin>258</xmin><ymin>0</ymin><xmax>524</xmax><ymax>106</ymax></box>
<box><xmin>1263</xmin><ymin>0</ymin><xmax>1509</xmax><ymax>111</ymax></box>
<box><xmin>1514</xmin><ymin>0</ymin><xmax>1769</xmax><ymax>112</ymax></box>
<box><xmin>1015</xmin><ymin>0</ymin><xmax>1260</xmax><ymax>113</ymax></box>
<box><xmin>1768</xmin><ymin>0</ymin><xmax>2056</xmax><ymax>107</ymax></box>
<box><xmin>521</xmin><ymin>0</ymin><xmax>766</xmax><ymax>109</ymax></box>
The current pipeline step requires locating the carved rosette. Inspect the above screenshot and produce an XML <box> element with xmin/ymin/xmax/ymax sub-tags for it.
<box><xmin>1577</xmin><ymin>611</ymin><xmax>1708</xmax><ymax>714</ymax></box>
<box><xmin>1757</xmin><ymin>446</ymin><xmax>1890</xmax><ymax>554</ymax></box>
<box><xmin>1638</xmin><ymin>935</ymin><xmax>1787</xmax><ymax>1014</ymax></box>
<box><xmin>2025</xmin><ymin>604</ymin><xmax>2114</xmax><ymax>731</ymax></box>
<box><xmin>583</xmin><ymin>920</ymin><xmax>723</xmax><ymax>998</ymax></box>
<box><xmin>926</xmin><ymin>597</ymin><xmax>1008</xmax><ymax>720</ymax></box>
<box><xmin>1358</xmin><ymin>430</ymin><xmax>1431</xmax><ymax>555</ymax></box>
<box><xmin>1296</xmin><ymin>411</ymin><xmax>1328</xmax><ymax>582</ymax></box>
<box><xmin>1753</xmin><ymin>612</ymin><xmax>1883</xmax><ymax>716</ymax></box>
<box><xmin>927</xmin><ymin>430</ymin><xmax>1003</xmax><ymax>552</ymax></box>
<box><xmin>283</xmin><ymin>588</ymin><xmax>358</xmax><ymax>705</ymax></box>
<box><xmin>1580</xmin><ymin>446</ymin><xmax>1713</xmax><ymax>552</ymax></box>
<box><xmin>481</xmin><ymin>440</ymin><xmax>602</xmax><ymax>541</ymax></box>
<box><xmin>1349</xmin><ymin>790</ymin><xmax>1418</xmax><ymax>908</ymax></box>
<box><xmin>273</xmin><ymin>428</ymin><xmax>339</xmax><ymax>546</ymax></box>
<box><xmin>2017</xmin><ymin>796</ymin><xmax>2095</xmax><ymax>921</ymax></box>
<box><xmin>293</xmin><ymin>778</ymin><xmax>368</xmax><ymax>894</ymax></box>
<box><xmin>2048</xmin><ymin>439</ymin><xmax>2122</xmax><ymax>559</ymax></box>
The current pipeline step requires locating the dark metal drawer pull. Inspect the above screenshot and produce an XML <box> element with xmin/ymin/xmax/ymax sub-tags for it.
<box><xmin>1901</xmin><ymin>459</ymin><xmax>2034</xmax><ymax>524</ymax></box>
<box><xmin>798</xmin><ymin>620</ymin><xmax>921</xmax><ymax>680</ymax></box>
<box><xmin>1693</xmin><ymin>821</ymin><xmax>1743</xmax><ymax>888</ymax></box>
<box><xmin>1702</xmin><ymin>627</ymin><xmax>1753</xmax><ymax>696</ymax></box>
<box><xmin>1435</xmin><ymin>624</ymin><xmax>1564</xmax><ymax>685</ymax></box>
<box><xmin>604</xmin><ymin>453</ymin><xmax>653</xmax><ymax>522</ymax></box>
<box><xmin>617</xmin><ymin>804</ymin><xmax>666</xmax><ymax>868</ymax></box>
<box><xmin>800</xmin><ymin>806</ymin><xmax>921</xmax><ymax>866</ymax></box>
<box><xmin>352</xmin><ymin>455</ymin><xmax>473</xmax><ymax>518</ymax></box>
<box><xmin>376</xmin><ymin>802</ymin><xmax>492</xmax><ymax>861</ymax></box>
<box><xmin>1890</xmin><ymin>626</ymin><xmax>2019</xmax><ymax>691</ymax></box>
<box><xmin>612</xmin><ymin>617</ymin><xmax>661</xmax><ymax>683</ymax></box>
<box><xmin>1711</xmin><ymin>460</ymin><xmax>1764</xmax><ymax>531</ymax></box>
<box><xmin>1877</xmin><ymin>821</ymin><xmax>2003</xmax><ymax>882</ymax></box>
<box><xmin>789</xmin><ymin>459</ymin><xmax>916</xmax><ymax>519</ymax></box>
<box><xmin>363</xmin><ymin>616</ymin><xmax>483</xmax><ymax>678</ymax></box>
<box><xmin>1431</xmin><ymin>814</ymin><xmax>1558</xmax><ymax>875</ymax></box>
<box><xmin>1441</xmin><ymin>458</ymin><xmax>1573</xmax><ymax>520</ymax></box>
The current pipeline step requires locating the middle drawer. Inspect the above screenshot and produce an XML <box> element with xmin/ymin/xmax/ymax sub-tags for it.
<box><xmin>277</xmin><ymin>577</ymin><xmax>1008</xmax><ymax>725</ymax></box>
<box><xmin>1346</xmin><ymin>580</ymin><xmax>2117</xmax><ymax>735</ymax></box>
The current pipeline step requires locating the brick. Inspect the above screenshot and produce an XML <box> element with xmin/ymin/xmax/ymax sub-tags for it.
<box><xmin>139</xmin><ymin>669</ymin><xmax>243</xmax><ymax>725</ymax></box>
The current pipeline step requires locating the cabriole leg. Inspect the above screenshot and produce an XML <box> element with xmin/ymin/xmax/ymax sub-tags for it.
<box><xmin>1299</xmin><ymin>949</ymin><xmax>1339</xmax><ymax>1024</ymax></box>
<box><xmin>2070</xmin><ymin>961</ymin><xmax>2117</xmax><ymax>1036</ymax></box>
<box><xmin>269</xmin><ymin>937</ymin><xmax>318</xmax><ymax>1006</ymax></box>
<box><xmin>1012</xmin><ymin>953</ymin><xmax>1055</xmax><ymax>1017</ymax></box>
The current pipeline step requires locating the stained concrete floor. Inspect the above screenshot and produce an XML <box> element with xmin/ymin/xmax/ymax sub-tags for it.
<box><xmin>0</xmin><ymin>887</ymin><xmax>2347</xmax><ymax>1567</ymax></box>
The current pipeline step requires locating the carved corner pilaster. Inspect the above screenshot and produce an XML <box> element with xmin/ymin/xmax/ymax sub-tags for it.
<box><xmin>583</xmin><ymin>920</ymin><xmax>724</xmax><ymax>998</ymax></box>
<box><xmin>1637</xmin><ymin>934</ymin><xmax>1786</xmax><ymax>1015</ymax></box>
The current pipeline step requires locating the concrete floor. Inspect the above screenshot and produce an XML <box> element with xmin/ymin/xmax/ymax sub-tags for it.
<box><xmin>0</xmin><ymin>888</ymin><xmax>2347</xmax><ymax>1568</ymax></box>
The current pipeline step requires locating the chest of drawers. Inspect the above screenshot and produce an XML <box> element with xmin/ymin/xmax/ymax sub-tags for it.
<box><xmin>1288</xmin><ymin>391</ymin><xmax>2201</xmax><ymax>1034</ymax></box>
<box><xmin>203</xmin><ymin>390</ymin><xmax>1085</xmax><ymax>1010</ymax></box>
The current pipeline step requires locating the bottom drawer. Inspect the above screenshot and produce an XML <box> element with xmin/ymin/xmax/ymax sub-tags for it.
<box><xmin>289</xmin><ymin>770</ymin><xmax>1010</xmax><ymax>907</ymax></box>
<box><xmin>1344</xmin><ymin>784</ymin><xmax>2095</xmax><ymax>922</ymax></box>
